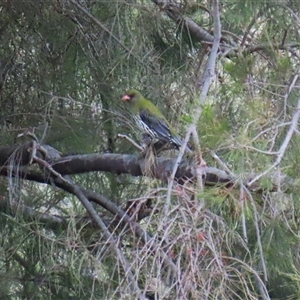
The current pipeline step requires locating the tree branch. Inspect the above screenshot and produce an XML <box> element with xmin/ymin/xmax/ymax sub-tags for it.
<box><xmin>243</xmin><ymin>42</ymin><xmax>300</xmax><ymax>55</ymax></box>
<box><xmin>151</xmin><ymin>0</ymin><xmax>214</xmax><ymax>43</ymax></box>
<box><xmin>248</xmin><ymin>98</ymin><xmax>300</xmax><ymax>186</ymax></box>
<box><xmin>0</xmin><ymin>142</ymin><xmax>295</xmax><ymax>192</ymax></box>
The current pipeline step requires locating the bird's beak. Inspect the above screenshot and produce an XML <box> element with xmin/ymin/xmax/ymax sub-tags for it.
<box><xmin>121</xmin><ymin>95</ymin><xmax>130</xmax><ymax>101</ymax></box>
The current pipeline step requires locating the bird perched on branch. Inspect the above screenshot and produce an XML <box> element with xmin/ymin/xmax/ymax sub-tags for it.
<box><xmin>121</xmin><ymin>89</ymin><xmax>191</xmax><ymax>152</ymax></box>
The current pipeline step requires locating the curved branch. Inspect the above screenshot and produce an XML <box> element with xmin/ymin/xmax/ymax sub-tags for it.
<box><xmin>151</xmin><ymin>0</ymin><xmax>235</xmax><ymax>56</ymax></box>
<box><xmin>152</xmin><ymin>0</ymin><xmax>214</xmax><ymax>43</ymax></box>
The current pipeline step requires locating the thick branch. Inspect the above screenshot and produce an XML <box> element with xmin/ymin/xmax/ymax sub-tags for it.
<box><xmin>0</xmin><ymin>148</ymin><xmax>180</xmax><ymax>277</ymax></box>
<box><xmin>0</xmin><ymin>142</ymin><xmax>295</xmax><ymax>191</ymax></box>
<box><xmin>0</xmin><ymin>141</ymin><xmax>33</xmax><ymax>166</ymax></box>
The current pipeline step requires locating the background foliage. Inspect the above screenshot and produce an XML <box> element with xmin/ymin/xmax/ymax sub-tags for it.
<box><xmin>0</xmin><ymin>0</ymin><xmax>300</xmax><ymax>299</ymax></box>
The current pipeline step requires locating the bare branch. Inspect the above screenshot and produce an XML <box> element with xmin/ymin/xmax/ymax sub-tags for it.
<box><xmin>117</xmin><ymin>134</ymin><xmax>144</xmax><ymax>151</ymax></box>
<box><xmin>164</xmin><ymin>125</ymin><xmax>194</xmax><ymax>217</ymax></box>
<box><xmin>282</xmin><ymin>69</ymin><xmax>300</xmax><ymax>119</ymax></box>
<box><xmin>248</xmin><ymin>98</ymin><xmax>300</xmax><ymax>186</ymax></box>
<box><xmin>244</xmin><ymin>187</ymin><xmax>268</xmax><ymax>283</ymax></box>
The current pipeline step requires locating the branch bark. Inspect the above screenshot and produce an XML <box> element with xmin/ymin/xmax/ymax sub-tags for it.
<box><xmin>0</xmin><ymin>142</ymin><xmax>295</xmax><ymax>191</ymax></box>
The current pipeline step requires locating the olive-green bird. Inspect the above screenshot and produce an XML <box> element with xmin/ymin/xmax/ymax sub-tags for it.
<box><xmin>121</xmin><ymin>89</ymin><xmax>190</xmax><ymax>151</ymax></box>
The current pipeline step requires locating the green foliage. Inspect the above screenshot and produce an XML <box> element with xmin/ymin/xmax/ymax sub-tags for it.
<box><xmin>197</xmin><ymin>104</ymin><xmax>230</xmax><ymax>148</ymax></box>
<box><xmin>1</xmin><ymin>0</ymin><xmax>300</xmax><ymax>299</ymax></box>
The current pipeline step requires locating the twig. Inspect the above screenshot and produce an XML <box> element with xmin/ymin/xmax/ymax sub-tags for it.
<box><xmin>241</xmin><ymin>9</ymin><xmax>263</xmax><ymax>48</ymax></box>
<box><xmin>239</xmin><ymin>184</ymin><xmax>248</xmax><ymax>244</ymax></box>
<box><xmin>163</xmin><ymin>0</ymin><xmax>221</xmax><ymax>252</ymax></box>
<box><xmin>151</xmin><ymin>0</ymin><xmax>234</xmax><ymax>55</ymax></box>
<box><xmin>32</xmin><ymin>147</ymin><xmax>180</xmax><ymax>289</ymax></box>
<box><xmin>29</xmin><ymin>140</ymin><xmax>37</xmax><ymax>165</ymax></box>
<box><xmin>32</xmin><ymin>153</ymin><xmax>143</xmax><ymax>297</ymax></box>
<box><xmin>251</xmin><ymin>122</ymin><xmax>291</xmax><ymax>142</ymax></box>
<box><xmin>223</xmin><ymin>256</ymin><xmax>270</xmax><ymax>300</ymax></box>
<box><xmin>69</xmin><ymin>0</ymin><xmax>157</xmax><ymax>74</ymax></box>
<box><xmin>40</xmin><ymin>122</ymin><xmax>49</xmax><ymax>143</ymax></box>
<box><xmin>235</xmin><ymin>143</ymin><xmax>278</xmax><ymax>155</ymax></box>
<box><xmin>280</xmin><ymin>4</ymin><xmax>300</xmax><ymax>27</ymax></box>
<box><xmin>210</xmin><ymin>150</ymin><xmax>248</xmax><ymax>242</ymax></box>
<box><xmin>211</xmin><ymin>149</ymin><xmax>267</xmax><ymax>288</ymax></box>
<box><xmin>164</xmin><ymin>126</ymin><xmax>194</xmax><ymax>217</ymax></box>
<box><xmin>17</xmin><ymin>129</ymin><xmax>39</xmax><ymax>142</ymax></box>
<box><xmin>209</xmin><ymin>149</ymin><xmax>235</xmax><ymax>177</ymax></box>
<box><xmin>243</xmin><ymin>187</ymin><xmax>268</xmax><ymax>283</ymax></box>
<box><xmin>191</xmin><ymin>125</ymin><xmax>206</xmax><ymax>191</ymax></box>
<box><xmin>288</xmin><ymin>46</ymin><xmax>300</xmax><ymax>60</ymax></box>
<box><xmin>195</xmin><ymin>0</ymin><xmax>221</xmax><ymax>97</ymax></box>
<box><xmin>243</xmin><ymin>42</ymin><xmax>300</xmax><ymax>55</ymax></box>
<box><xmin>282</xmin><ymin>69</ymin><xmax>300</xmax><ymax>119</ymax></box>
<box><xmin>192</xmin><ymin>0</ymin><xmax>221</xmax><ymax>188</ymax></box>
<box><xmin>117</xmin><ymin>134</ymin><xmax>144</xmax><ymax>151</ymax></box>
<box><xmin>248</xmin><ymin>98</ymin><xmax>300</xmax><ymax>187</ymax></box>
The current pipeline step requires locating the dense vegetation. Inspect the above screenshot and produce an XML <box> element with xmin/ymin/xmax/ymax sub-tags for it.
<box><xmin>0</xmin><ymin>0</ymin><xmax>300</xmax><ymax>299</ymax></box>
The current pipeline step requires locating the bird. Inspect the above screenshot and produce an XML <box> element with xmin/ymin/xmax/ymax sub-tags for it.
<box><xmin>121</xmin><ymin>89</ymin><xmax>191</xmax><ymax>152</ymax></box>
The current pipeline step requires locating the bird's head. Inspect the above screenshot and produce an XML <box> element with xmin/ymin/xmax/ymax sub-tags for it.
<box><xmin>121</xmin><ymin>89</ymin><xmax>142</xmax><ymax>105</ymax></box>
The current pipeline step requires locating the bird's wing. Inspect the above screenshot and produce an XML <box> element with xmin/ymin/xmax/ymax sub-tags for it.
<box><xmin>139</xmin><ymin>108</ymin><xmax>172</xmax><ymax>142</ymax></box>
